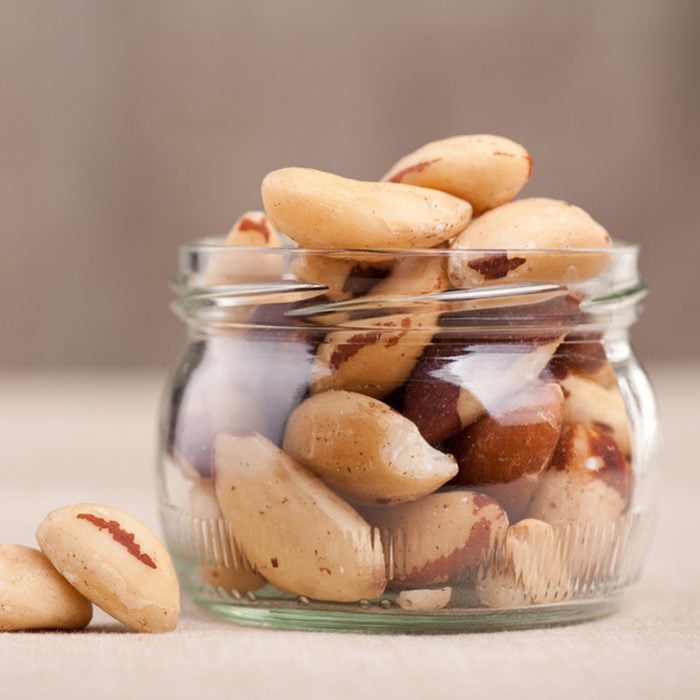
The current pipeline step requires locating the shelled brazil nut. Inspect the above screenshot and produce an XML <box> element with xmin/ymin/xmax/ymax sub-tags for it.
<box><xmin>448</xmin><ymin>381</ymin><xmax>566</xmax><ymax>521</ymax></box>
<box><xmin>214</xmin><ymin>432</ymin><xmax>386</xmax><ymax>602</ymax></box>
<box><xmin>0</xmin><ymin>545</ymin><xmax>93</xmax><ymax>631</ymax></box>
<box><xmin>363</xmin><ymin>491</ymin><xmax>508</xmax><ymax>587</ymax></box>
<box><xmin>526</xmin><ymin>423</ymin><xmax>632</xmax><ymax>527</ymax></box>
<box><xmin>283</xmin><ymin>390</ymin><xmax>457</xmax><ymax>506</ymax></box>
<box><xmin>476</xmin><ymin>518</ymin><xmax>568</xmax><ymax>608</ymax></box>
<box><xmin>310</xmin><ymin>255</ymin><xmax>449</xmax><ymax>397</ymax></box>
<box><xmin>401</xmin><ymin>335</ymin><xmax>563</xmax><ymax>444</ymax></box>
<box><xmin>546</xmin><ymin>332</ymin><xmax>618</xmax><ymax>388</ymax></box>
<box><xmin>558</xmin><ymin>373</ymin><xmax>632</xmax><ymax>457</ymax></box>
<box><xmin>382</xmin><ymin>134</ymin><xmax>532</xmax><ymax>215</ymax></box>
<box><xmin>449</xmin><ymin>198</ymin><xmax>612</xmax><ymax>287</ymax></box>
<box><xmin>262</xmin><ymin>167</ymin><xmax>473</xmax><ymax>249</ymax></box>
<box><xmin>291</xmin><ymin>253</ymin><xmax>393</xmax><ymax>302</ymax></box>
<box><xmin>401</xmin><ymin>291</ymin><xmax>583</xmax><ymax>445</ymax></box>
<box><xmin>37</xmin><ymin>504</ymin><xmax>180</xmax><ymax>633</ymax></box>
<box><xmin>204</xmin><ymin>210</ymin><xmax>282</xmax><ymax>286</ymax></box>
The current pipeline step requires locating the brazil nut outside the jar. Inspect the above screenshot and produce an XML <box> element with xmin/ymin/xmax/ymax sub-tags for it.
<box><xmin>36</xmin><ymin>504</ymin><xmax>180</xmax><ymax>633</ymax></box>
<box><xmin>0</xmin><ymin>545</ymin><xmax>93</xmax><ymax>631</ymax></box>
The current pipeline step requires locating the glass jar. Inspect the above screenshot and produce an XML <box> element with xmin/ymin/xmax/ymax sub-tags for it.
<box><xmin>158</xmin><ymin>242</ymin><xmax>658</xmax><ymax>633</ymax></box>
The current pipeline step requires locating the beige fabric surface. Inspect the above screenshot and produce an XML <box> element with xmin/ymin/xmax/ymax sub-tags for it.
<box><xmin>0</xmin><ymin>366</ymin><xmax>698</xmax><ymax>700</ymax></box>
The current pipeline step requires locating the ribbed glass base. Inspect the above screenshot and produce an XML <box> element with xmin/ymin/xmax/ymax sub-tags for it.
<box><xmin>162</xmin><ymin>502</ymin><xmax>653</xmax><ymax>634</ymax></box>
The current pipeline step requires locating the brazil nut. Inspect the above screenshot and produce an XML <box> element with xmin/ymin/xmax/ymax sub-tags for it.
<box><xmin>36</xmin><ymin>504</ymin><xmax>180</xmax><ymax>633</ymax></box>
<box><xmin>0</xmin><ymin>545</ymin><xmax>93</xmax><ymax>631</ymax></box>
<box><xmin>526</xmin><ymin>423</ymin><xmax>632</xmax><ymax>528</ymax></box>
<box><xmin>262</xmin><ymin>167</ymin><xmax>472</xmax><ymax>249</ymax></box>
<box><xmin>364</xmin><ymin>491</ymin><xmax>508</xmax><ymax>586</ymax></box>
<box><xmin>283</xmin><ymin>390</ymin><xmax>457</xmax><ymax>506</ymax></box>
<box><xmin>449</xmin><ymin>198</ymin><xmax>612</xmax><ymax>287</ymax></box>
<box><xmin>449</xmin><ymin>381</ymin><xmax>566</xmax><ymax>521</ymax></box>
<box><xmin>214</xmin><ymin>432</ymin><xmax>386</xmax><ymax>602</ymax></box>
<box><xmin>383</xmin><ymin>134</ymin><xmax>531</xmax><ymax>215</ymax></box>
<box><xmin>311</xmin><ymin>256</ymin><xmax>448</xmax><ymax>397</ymax></box>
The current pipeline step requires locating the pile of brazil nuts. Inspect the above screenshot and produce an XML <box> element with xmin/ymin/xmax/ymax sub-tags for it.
<box><xmin>176</xmin><ymin>134</ymin><xmax>633</xmax><ymax>610</ymax></box>
<box><xmin>1</xmin><ymin>504</ymin><xmax>179</xmax><ymax>632</ymax></box>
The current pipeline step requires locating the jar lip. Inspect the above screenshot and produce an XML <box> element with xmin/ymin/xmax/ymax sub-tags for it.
<box><xmin>180</xmin><ymin>237</ymin><xmax>639</xmax><ymax>257</ymax></box>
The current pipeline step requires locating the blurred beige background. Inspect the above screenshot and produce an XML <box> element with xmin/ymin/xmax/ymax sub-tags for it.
<box><xmin>1</xmin><ymin>0</ymin><xmax>698</xmax><ymax>367</ymax></box>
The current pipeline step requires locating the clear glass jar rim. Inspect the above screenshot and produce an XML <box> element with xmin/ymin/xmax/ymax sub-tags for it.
<box><xmin>180</xmin><ymin>238</ymin><xmax>638</xmax><ymax>257</ymax></box>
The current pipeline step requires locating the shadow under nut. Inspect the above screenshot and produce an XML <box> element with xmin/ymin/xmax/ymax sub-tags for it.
<box><xmin>448</xmin><ymin>197</ymin><xmax>612</xmax><ymax>287</ymax></box>
<box><xmin>261</xmin><ymin>167</ymin><xmax>472</xmax><ymax>249</ymax></box>
<box><xmin>214</xmin><ymin>432</ymin><xmax>386</xmax><ymax>602</ymax></box>
<box><xmin>364</xmin><ymin>491</ymin><xmax>509</xmax><ymax>587</ymax></box>
<box><xmin>283</xmin><ymin>390</ymin><xmax>457</xmax><ymax>506</ymax></box>
<box><xmin>382</xmin><ymin>134</ymin><xmax>531</xmax><ymax>216</ymax></box>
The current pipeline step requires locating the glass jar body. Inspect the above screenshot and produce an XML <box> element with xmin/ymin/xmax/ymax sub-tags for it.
<box><xmin>159</xmin><ymin>245</ymin><xmax>658</xmax><ymax>633</ymax></box>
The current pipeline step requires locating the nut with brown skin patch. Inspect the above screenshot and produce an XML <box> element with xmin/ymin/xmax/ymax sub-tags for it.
<box><xmin>364</xmin><ymin>491</ymin><xmax>508</xmax><ymax>587</ymax></box>
<box><xmin>449</xmin><ymin>198</ymin><xmax>612</xmax><ymax>287</ymax></box>
<box><xmin>204</xmin><ymin>210</ymin><xmax>282</xmax><ymax>286</ymax></box>
<box><xmin>214</xmin><ymin>432</ymin><xmax>386</xmax><ymax>602</ymax></box>
<box><xmin>476</xmin><ymin>519</ymin><xmax>568</xmax><ymax>608</ymax></box>
<box><xmin>261</xmin><ymin>167</ymin><xmax>472</xmax><ymax>249</ymax></box>
<box><xmin>448</xmin><ymin>382</ymin><xmax>566</xmax><ymax>521</ymax></box>
<box><xmin>546</xmin><ymin>332</ymin><xmax>609</xmax><ymax>381</ymax></box>
<box><xmin>467</xmin><ymin>253</ymin><xmax>527</xmax><ymax>280</ymax></box>
<box><xmin>291</xmin><ymin>253</ymin><xmax>393</xmax><ymax>302</ymax></box>
<box><xmin>283</xmin><ymin>390</ymin><xmax>458</xmax><ymax>506</ymax></box>
<box><xmin>0</xmin><ymin>545</ymin><xmax>93</xmax><ymax>631</ymax></box>
<box><xmin>311</xmin><ymin>256</ymin><xmax>448</xmax><ymax>398</ymax></box>
<box><xmin>189</xmin><ymin>479</ymin><xmax>266</xmax><ymax>594</ymax></box>
<box><xmin>559</xmin><ymin>374</ymin><xmax>632</xmax><ymax>456</ymax></box>
<box><xmin>225</xmin><ymin>210</ymin><xmax>281</xmax><ymax>247</ymax></box>
<box><xmin>526</xmin><ymin>423</ymin><xmax>633</xmax><ymax>528</ymax></box>
<box><xmin>402</xmin><ymin>337</ymin><xmax>563</xmax><ymax>445</ymax></box>
<box><xmin>382</xmin><ymin>134</ymin><xmax>532</xmax><ymax>215</ymax></box>
<box><xmin>36</xmin><ymin>504</ymin><xmax>180</xmax><ymax>633</ymax></box>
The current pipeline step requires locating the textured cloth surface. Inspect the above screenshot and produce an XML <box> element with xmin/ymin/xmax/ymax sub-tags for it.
<box><xmin>0</xmin><ymin>367</ymin><xmax>698</xmax><ymax>700</ymax></box>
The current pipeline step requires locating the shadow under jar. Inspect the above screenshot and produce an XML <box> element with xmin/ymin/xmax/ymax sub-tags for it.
<box><xmin>159</xmin><ymin>242</ymin><xmax>658</xmax><ymax>633</ymax></box>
